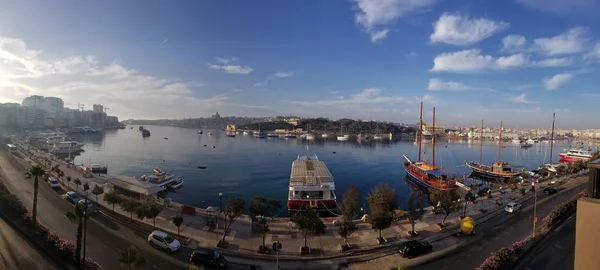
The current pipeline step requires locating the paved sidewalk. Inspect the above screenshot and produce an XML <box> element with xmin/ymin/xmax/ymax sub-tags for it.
<box><xmin>15</xmin><ymin>143</ymin><xmax>587</xmax><ymax>266</ymax></box>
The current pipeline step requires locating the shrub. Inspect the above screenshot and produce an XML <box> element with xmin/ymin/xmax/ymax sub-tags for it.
<box><xmin>494</xmin><ymin>247</ymin><xmax>514</xmax><ymax>261</ymax></box>
<box><xmin>55</xmin><ymin>238</ymin><xmax>76</xmax><ymax>259</ymax></box>
<box><xmin>512</xmin><ymin>241</ymin><xmax>524</xmax><ymax>253</ymax></box>
<box><xmin>520</xmin><ymin>188</ymin><xmax>526</xmax><ymax>196</ymax></box>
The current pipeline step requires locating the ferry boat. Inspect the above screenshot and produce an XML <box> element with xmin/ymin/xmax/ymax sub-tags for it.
<box><xmin>287</xmin><ymin>154</ymin><xmax>337</xmax><ymax>215</ymax></box>
<box><xmin>403</xmin><ymin>103</ymin><xmax>456</xmax><ymax>192</ymax></box>
<box><xmin>141</xmin><ymin>170</ymin><xmax>181</xmax><ymax>191</ymax></box>
<box><xmin>91</xmin><ymin>164</ymin><xmax>108</xmax><ymax>174</ymax></box>
<box><xmin>50</xmin><ymin>141</ymin><xmax>85</xmax><ymax>154</ymax></box>
<box><xmin>466</xmin><ymin>120</ymin><xmax>522</xmax><ymax>180</ymax></box>
<box><xmin>559</xmin><ymin>148</ymin><xmax>593</xmax><ymax>162</ymax></box>
<box><xmin>141</xmin><ymin>129</ymin><xmax>151</xmax><ymax>137</ymax></box>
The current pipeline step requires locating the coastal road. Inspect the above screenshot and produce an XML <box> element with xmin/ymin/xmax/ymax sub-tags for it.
<box><xmin>511</xmin><ymin>214</ymin><xmax>576</xmax><ymax>270</ymax></box>
<box><xmin>0</xmin><ymin>216</ymin><xmax>61</xmax><ymax>270</ymax></box>
<box><xmin>0</xmin><ymin>147</ymin><xmax>189</xmax><ymax>270</ymax></box>
<box><xmin>412</xmin><ymin>180</ymin><xmax>586</xmax><ymax>270</ymax></box>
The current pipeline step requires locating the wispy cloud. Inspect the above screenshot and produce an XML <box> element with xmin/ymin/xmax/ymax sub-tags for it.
<box><xmin>353</xmin><ymin>0</ymin><xmax>437</xmax><ymax>42</ymax></box>
<box><xmin>287</xmin><ymin>88</ymin><xmax>408</xmax><ymax>107</ymax></box>
<box><xmin>501</xmin><ymin>35</ymin><xmax>526</xmax><ymax>52</ymax></box>
<box><xmin>161</xmin><ymin>38</ymin><xmax>168</xmax><ymax>44</ymax></box>
<box><xmin>407</xmin><ymin>51</ymin><xmax>419</xmax><ymax>58</ymax></box>
<box><xmin>510</xmin><ymin>93</ymin><xmax>538</xmax><ymax>104</ymax></box>
<box><xmin>532</xmin><ymin>27</ymin><xmax>588</xmax><ymax>55</ymax></box>
<box><xmin>427</xmin><ymin>78</ymin><xmax>473</xmax><ymax>91</ymax></box>
<box><xmin>274</xmin><ymin>71</ymin><xmax>293</xmax><ymax>78</ymax></box>
<box><xmin>207</xmin><ymin>62</ymin><xmax>253</xmax><ymax>74</ymax></box>
<box><xmin>543</xmin><ymin>73</ymin><xmax>573</xmax><ymax>90</ymax></box>
<box><xmin>430</xmin><ymin>12</ymin><xmax>509</xmax><ymax>46</ymax></box>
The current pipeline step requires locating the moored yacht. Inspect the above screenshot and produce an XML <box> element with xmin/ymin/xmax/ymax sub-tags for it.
<box><xmin>559</xmin><ymin>148</ymin><xmax>593</xmax><ymax>162</ymax></box>
<box><xmin>50</xmin><ymin>141</ymin><xmax>84</xmax><ymax>154</ymax></box>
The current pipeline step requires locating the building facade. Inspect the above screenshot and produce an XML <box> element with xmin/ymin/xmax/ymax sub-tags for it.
<box><xmin>574</xmin><ymin>159</ymin><xmax>600</xmax><ymax>270</ymax></box>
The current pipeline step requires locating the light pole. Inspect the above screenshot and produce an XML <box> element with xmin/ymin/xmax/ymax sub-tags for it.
<box><xmin>218</xmin><ymin>192</ymin><xmax>223</xmax><ymax>212</ymax></box>
<box><xmin>532</xmin><ymin>182</ymin><xmax>537</xmax><ymax>236</ymax></box>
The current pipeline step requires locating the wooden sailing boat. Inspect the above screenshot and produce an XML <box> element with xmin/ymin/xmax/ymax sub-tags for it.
<box><xmin>466</xmin><ymin>120</ymin><xmax>521</xmax><ymax>180</ymax></box>
<box><xmin>403</xmin><ymin>103</ymin><xmax>456</xmax><ymax>192</ymax></box>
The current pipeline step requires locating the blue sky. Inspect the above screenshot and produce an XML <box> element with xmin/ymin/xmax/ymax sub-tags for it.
<box><xmin>0</xmin><ymin>0</ymin><xmax>599</xmax><ymax>128</ymax></box>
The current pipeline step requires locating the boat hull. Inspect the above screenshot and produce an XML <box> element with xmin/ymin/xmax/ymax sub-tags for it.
<box><xmin>404</xmin><ymin>166</ymin><xmax>432</xmax><ymax>193</ymax></box>
<box><xmin>559</xmin><ymin>154</ymin><xmax>591</xmax><ymax>162</ymax></box>
<box><xmin>287</xmin><ymin>199</ymin><xmax>337</xmax><ymax>215</ymax></box>
<box><xmin>466</xmin><ymin>163</ymin><xmax>520</xmax><ymax>180</ymax></box>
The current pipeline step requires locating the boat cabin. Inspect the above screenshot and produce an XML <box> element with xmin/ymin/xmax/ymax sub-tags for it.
<box><xmin>492</xmin><ymin>162</ymin><xmax>514</xmax><ymax>173</ymax></box>
<box><xmin>288</xmin><ymin>155</ymin><xmax>336</xmax><ymax>201</ymax></box>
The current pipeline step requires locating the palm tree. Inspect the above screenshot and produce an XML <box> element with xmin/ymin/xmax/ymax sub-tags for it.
<box><xmin>65</xmin><ymin>204</ymin><xmax>85</xmax><ymax>268</ymax></box>
<box><xmin>24</xmin><ymin>165</ymin><xmax>46</xmax><ymax>225</ymax></box>
<box><xmin>118</xmin><ymin>246</ymin><xmax>146</xmax><ymax>270</ymax></box>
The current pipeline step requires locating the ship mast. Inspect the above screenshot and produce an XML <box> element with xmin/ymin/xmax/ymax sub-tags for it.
<box><xmin>480</xmin><ymin>119</ymin><xmax>484</xmax><ymax>164</ymax></box>
<box><xmin>498</xmin><ymin>120</ymin><xmax>503</xmax><ymax>164</ymax></box>
<box><xmin>550</xmin><ymin>113</ymin><xmax>555</xmax><ymax>164</ymax></box>
<box><xmin>418</xmin><ymin>102</ymin><xmax>423</xmax><ymax>161</ymax></box>
<box><xmin>432</xmin><ymin>107</ymin><xmax>436</xmax><ymax>167</ymax></box>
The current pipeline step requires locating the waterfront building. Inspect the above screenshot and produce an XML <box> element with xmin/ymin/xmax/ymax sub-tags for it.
<box><xmin>574</xmin><ymin>159</ymin><xmax>600</xmax><ymax>270</ymax></box>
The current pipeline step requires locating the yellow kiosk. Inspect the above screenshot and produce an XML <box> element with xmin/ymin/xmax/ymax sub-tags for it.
<box><xmin>460</xmin><ymin>217</ymin><xmax>476</xmax><ymax>235</ymax></box>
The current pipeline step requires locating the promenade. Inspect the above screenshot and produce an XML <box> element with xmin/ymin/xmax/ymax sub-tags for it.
<box><xmin>13</xmin><ymin>142</ymin><xmax>588</xmax><ymax>269</ymax></box>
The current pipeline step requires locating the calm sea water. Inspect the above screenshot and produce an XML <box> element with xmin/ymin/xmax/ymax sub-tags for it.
<box><xmin>71</xmin><ymin>126</ymin><xmax>574</xmax><ymax>212</ymax></box>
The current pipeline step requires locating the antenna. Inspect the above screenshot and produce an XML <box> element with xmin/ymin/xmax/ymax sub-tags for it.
<box><xmin>418</xmin><ymin>102</ymin><xmax>423</xmax><ymax>161</ymax></box>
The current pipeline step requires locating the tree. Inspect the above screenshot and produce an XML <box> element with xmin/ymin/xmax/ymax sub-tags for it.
<box><xmin>134</xmin><ymin>203</ymin><xmax>148</xmax><ymax>220</ymax></box>
<box><xmin>341</xmin><ymin>185</ymin><xmax>361</xmax><ymax>221</ymax></box>
<box><xmin>172</xmin><ymin>215</ymin><xmax>184</xmax><ymax>237</ymax></box>
<box><xmin>92</xmin><ymin>185</ymin><xmax>104</xmax><ymax>201</ymax></box>
<box><xmin>103</xmin><ymin>190</ymin><xmax>122</xmax><ymax>211</ymax></box>
<box><xmin>366</xmin><ymin>183</ymin><xmax>397</xmax><ymax>241</ymax></box>
<box><xmin>556</xmin><ymin>165</ymin><xmax>566</xmax><ymax>176</ymax></box>
<box><xmin>24</xmin><ymin>165</ymin><xmax>46</xmax><ymax>225</ymax></box>
<box><xmin>145</xmin><ymin>202</ymin><xmax>162</xmax><ymax>227</ymax></box>
<box><xmin>406</xmin><ymin>193</ymin><xmax>425</xmax><ymax>236</ymax></box>
<box><xmin>122</xmin><ymin>199</ymin><xmax>141</xmax><ymax>220</ymax></box>
<box><xmin>291</xmin><ymin>208</ymin><xmax>325</xmax><ymax>248</ymax></box>
<box><xmin>336</xmin><ymin>220</ymin><xmax>356</xmax><ymax>248</ymax></box>
<box><xmin>462</xmin><ymin>191</ymin><xmax>476</xmax><ymax>217</ymax></box>
<box><xmin>118</xmin><ymin>246</ymin><xmax>146</xmax><ymax>270</ymax></box>
<box><xmin>74</xmin><ymin>178</ymin><xmax>82</xmax><ymax>190</ymax></box>
<box><xmin>248</xmin><ymin>196</ymin><xmax>281</xmax><ymax>248</ymax></box>
<box><xmin>538</xmin><ymin>168</ymin><xmax>550</xmax><ymax>177</ymax></box>
<box><xmin>65</xmin><ymin>203</ymin><xmax>85</xmax><ymax>268</ymax></box>
<box><xmin>66</xmin><ymin>176</ymin><xmax>72</xmax><ymax>188</ymax></box>
<box><xmin>220</xmin><ymin>197</ymin><xmax>245</xmax><ymax>244</ymax></box>
<box><xmin>83</xmin><ymin>182</ymin><xmax>90</xmax><ymax>194</ymax></box>
<box><xmin>429</xmin><ymin>188</ymin><xmax>460</xmax><ymax>225</ymax></box>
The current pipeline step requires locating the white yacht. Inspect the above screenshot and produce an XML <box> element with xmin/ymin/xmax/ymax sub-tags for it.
<box><xmin>50</xmin><ymin>141</ymin><xmax>84</xmax><ymax>154</ymax></box>
<box><xmin>512</xmin><ymin>139</ymin><xmax>521</xmax><ymax>144</ymax></box>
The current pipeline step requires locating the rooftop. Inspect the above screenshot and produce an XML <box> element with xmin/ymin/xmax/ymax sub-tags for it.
<box><xmin>108</xmin><ymin>175</ymin><xmax>164</xmax><ymax>196</ymax></box>
<box><xmin>290</xmin><ymin>156</ymin><xmax>333</xmax><ymax>186</ymax></box>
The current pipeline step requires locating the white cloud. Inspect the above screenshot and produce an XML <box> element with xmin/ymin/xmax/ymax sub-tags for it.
<box><xmin>510</xmin><ymin>93</ymin><xmax>538</xmax><ymax>104</ymax></box>
<box><xmin>427</xmin><ymin>78</ymin><xmax>472</xmax><ymax>91</ymax></box>
<box><xmin>274</xmin><ymin>72</ymin><xmax>293</xmax><ymax>78</ymax></box>
<box><xmin>430</xmin><ymin>12</ymin><xmax>509</xmax><ymax>46</ymax></box>
<box><xmin>353</xmin><ymin>0</ymin><xmax>437</xmax><ymax>42</ymax></box>
<box><xmin>288</xmin><ymin>88</ymin><xmax>408</xmax><ymax>107</ymax></box>
<box><xmin>543</xmin><ymin>73</ymin><xmax>573</xmax><ymax>90</ymax></box>
<box><xmin>431</xmin><ymin>49</ymin><xmax>495</xmax><ymax>73</ymax></box>
<box><xmin>369</xmin><ymin>29</ymin><xmax>390</xmax><ymax>43</ymax></box>
<box><xmin>431</xmin><ymin>49</ymin><xmax>573</xmax><ymax>72</ymax></box>
<box><xmin>516</xmin><ymin>0</ymin><xmax>598</xmax><ymax>16</ymax></box>
<box><xmin>0</xmin><ymin>35</ymin><xmax>272</xmax><ymax>119</ymax></box>
<box><xmin>253</xmin><ymin>82</ymin><xmax>265</xmax><ymax>87</ymax></box>
<box><xmin>207</xmin><ymin>63</ymin><xmax>253</xmax><ymax>74</ymax></box>
<box><xmin>496</xmin><ymin>53</ymin><xmax>528</xmax><ymax>69</ymax></box>
<box><xmin>215</xmin><ymin>57</ymin><xmax>234</xmax><ymax>64</ymax></box>
<box><xmin>407</xmin><ymin>51</ymin><xmax>419</xmax><ymax>58</ymax></box>
<box><xmin>532</xmin><ymin>57</ymin><xmax>572</xmax><ymax>67</ymax></box>
<box><xmin>532</xmin><ymin>27</ymin><xmax>588</xmax><ymax>55</ymax></box>
<box><xmin>501</xmin><ymin>35</ymin><xmax>526</xmax><ymax>52</ymax></box>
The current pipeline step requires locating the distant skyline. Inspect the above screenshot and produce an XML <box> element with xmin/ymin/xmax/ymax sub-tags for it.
<box><xmin>0</xmin><ymin>1</ymin><xmax>599</xmax><ymax>128</ymax></box>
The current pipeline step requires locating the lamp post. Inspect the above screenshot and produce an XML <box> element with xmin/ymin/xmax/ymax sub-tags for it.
<box><xmin>532</xmin><ymin>182</ymin><xmax>537</xmax><ymax>237</ymax></box>
<box><xmin>218</xmin><ymin>192</ymin><xmax>223</xmax><ymax>212</ymax></box>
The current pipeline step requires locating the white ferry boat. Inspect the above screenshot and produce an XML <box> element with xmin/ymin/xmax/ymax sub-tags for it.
<box><xmin>559</xmin><ymin>148</ymin><xmax>593</xmax><ymax>162</ymax></box>
<box><xmin>287</xmin><ymin>154</ymin><xmax>337</xmax><ymax>215</ymax></box>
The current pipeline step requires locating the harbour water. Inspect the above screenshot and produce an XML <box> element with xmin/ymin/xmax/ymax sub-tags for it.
<box><xmin>71</xmin><ymin>126</ymin><xmax>577</xmax><ymax>212</ymax></box>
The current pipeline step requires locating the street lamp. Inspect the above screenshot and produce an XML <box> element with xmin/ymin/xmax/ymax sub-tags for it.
<box><xmin>218</xmin><ymin>192</ymin><xmax>223</xmax><ymax>213</ymax></box>
<box><xmin>532</xmin><ymin>182</ymin><xmax>537</xmax><ymax>237</ymax></box>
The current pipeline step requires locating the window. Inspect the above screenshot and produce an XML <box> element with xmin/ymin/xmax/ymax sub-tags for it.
<box><xmin>164</xmin><ymin>235</ymin><xmax>175</xmax><ymax>244</ymax></box>
<box><xmin>152</xmin><ymin>235</ymin><xmax>163</xmax><ymax>242</ymax></box>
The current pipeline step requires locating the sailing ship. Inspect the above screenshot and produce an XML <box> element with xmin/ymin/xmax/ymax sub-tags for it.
<box><xmin>466</xmin><ymin>120</ymin><xmax>522</xmax><ymax>180</ymax></box>
<box><xmin>403</xmin><ymin>103</ymin><xmax>456</xmax><ymax>192</ymax></box>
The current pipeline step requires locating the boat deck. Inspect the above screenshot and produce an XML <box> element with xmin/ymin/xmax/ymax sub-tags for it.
<box><xmin>290</xmin><ymin>157</ymin><xmax>333</xmax><ymax>186</ymax></box>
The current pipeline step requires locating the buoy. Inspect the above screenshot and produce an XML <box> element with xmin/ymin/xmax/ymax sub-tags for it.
<box><xmin>213</xmin><ymin>146</ymin><xmax>216</xmax><ymax>148</ymax></box>
<box><xmin>332</xmin><ymin>151</ymin><xmax>336</xmax><ymax>154</ymax></box>
<box><xmin>204</xmin><ymin>145</ymin><xmax>207</xmax><ymax>147</ymax></box>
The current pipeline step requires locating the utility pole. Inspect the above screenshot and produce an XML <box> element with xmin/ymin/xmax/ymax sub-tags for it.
<box><xmin>549</xmin><ymin>113</ymin><xmax>555</xmax><ymax>164</ymax></box>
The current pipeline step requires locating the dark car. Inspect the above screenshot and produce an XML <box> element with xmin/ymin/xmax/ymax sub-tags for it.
<box><xmin>78</xmin><ymin>199</ymin><xmax>99</xmax><ymax>214</ymax></box>
<box><xmin>190</xmin><ymin>247</ymin><xmax>227</xmax><ymax>269</ymax></box>
<box><xmin>544</xmin><ymin>187</ymin><xmax>557</xmax><ymax>195</ymax></box>
<box><xmin>398</xmin><ymin>240</ymin><xmax>433</xmax><ymax>259</ymax></box>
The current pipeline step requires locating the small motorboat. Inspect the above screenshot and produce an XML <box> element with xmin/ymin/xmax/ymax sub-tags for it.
<box><xmin>168</xmin><ymin>178</ymin><xmax>184</xmax><ymax>189</ymax></box>
<box><xmin>164</xmin><ymin>137</ymin><xmax>168</xmax><ymax>140</ymax></box>
<box><xmin>197</xmin><ymin>166</ymin><xmax>207</xmax><ymax>169</ymax></box>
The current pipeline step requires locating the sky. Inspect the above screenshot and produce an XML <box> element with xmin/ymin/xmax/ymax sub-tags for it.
<box><xmin>0</xmin><ymin>0</ymin><xmax>599</xmax><ymax>128</ymax></box>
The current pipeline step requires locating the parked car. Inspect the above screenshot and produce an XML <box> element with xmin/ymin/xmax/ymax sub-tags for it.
<box><xmin>504</xmin><ymin>202</ymin><xmax>521</xmax><ymax>213</ymax></box>
<box><xmin>77</xmin><ymin>199</ymin><xmax>99</xmax><ymax>214</ymax></box>
<box><xmin>543</xmin><ymin>187</ymin><xmax>557</xmax><ymax>195</ymax></box>
<box><xmin>65</xmin><ymin>191</ymin><xmax>81</xmax><ymax>203</ymax></box>
<box><xmin>398</xmin><ymin>240</ymin><xmax>432</xmax><ymax>258</ymax></box>
<box><xmin>148</xmin><ymin>230</ymin><xmax>181</xmax><ymax>253</ymax></box>
<box><xmin>47</xmin><ymin>177</ymin><xmax>61</xmax><ymax>189</ymax></box>
<box><xmin>189</xmin><ymin>247</ymin><xmax>228</xmax><ymax>269</ymax></box>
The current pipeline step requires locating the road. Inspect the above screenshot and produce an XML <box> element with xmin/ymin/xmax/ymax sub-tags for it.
<box><xmin>0</xmin><ymin>216</ymin><xmax>61</xmax><ymax>270</ymax></box>
<box><xmin>0</xmin><ymin>148</ymin><xmax>189</xmax><ymax>270</ymax></box>
<box><xmin>512</xmin><ymin>214</ymin><xmax>576</xmax><ymax>270</ymax></box>
<box><xmin>412</xmin><ymin>180</ymin><xmax>586</xmax><ymax>270</ymax></box>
